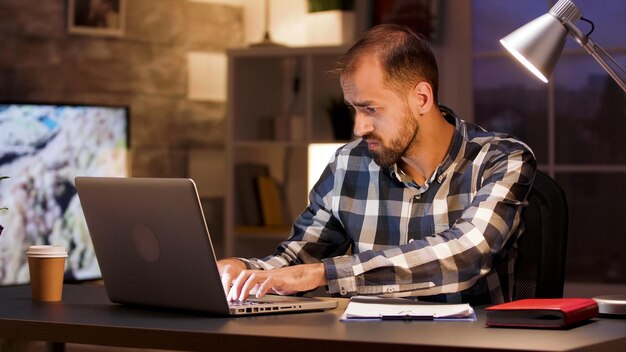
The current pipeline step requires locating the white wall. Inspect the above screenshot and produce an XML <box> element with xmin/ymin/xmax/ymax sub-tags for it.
<box><xmin>431</xmin><ymin>1</ymin><xmax>474</xmax><ymax>122</ymax></box>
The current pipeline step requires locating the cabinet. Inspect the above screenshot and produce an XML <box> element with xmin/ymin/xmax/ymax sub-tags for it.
<box><xmin>225</xmin><ymin>46</ymin><xmax>350</xmax><ymax>258</ymax></box>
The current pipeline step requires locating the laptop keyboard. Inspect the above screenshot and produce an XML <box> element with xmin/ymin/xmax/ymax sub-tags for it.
<box><xmin>229</xmin><ymin>299</ymin><xmax>272</xmax><ymax>306</ymax></box>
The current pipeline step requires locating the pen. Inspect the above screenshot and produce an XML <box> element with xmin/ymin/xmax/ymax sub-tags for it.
<box><xmin>380</xmin><ymin>314</ymin><xmax>435</xmax><ymax>321</ymax></box>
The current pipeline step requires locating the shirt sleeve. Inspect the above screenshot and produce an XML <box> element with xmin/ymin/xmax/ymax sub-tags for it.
<box><xmin>322</xmin><ymin>143</ymin><xmax>537</xmax><ymax>297</ymax></box>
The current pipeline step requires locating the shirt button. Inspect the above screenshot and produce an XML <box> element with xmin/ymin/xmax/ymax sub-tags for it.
<box><xmin>414</xmin><ymin>194</ymin><xmax>421</xmax><ymax>200</ymax></box>
<box><xmin>386</xmin><ymin>288</ymin><xmax>394</xmax><ymax>293</ymax></box>
<box><xmin>340</xmin><ymin>288</ymin><xmax>348</xmax><ymax>295</ymax></box>
<box><xmin>437</xmin><ymin>174</ymin><xmax>444</xmax><ymax>183</ymax></box>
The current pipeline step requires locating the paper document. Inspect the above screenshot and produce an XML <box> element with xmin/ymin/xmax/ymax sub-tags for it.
<box><xmin>341</xmin><ymin>296</ymin><xmax>476</xmax><ymax>322</ymax></box>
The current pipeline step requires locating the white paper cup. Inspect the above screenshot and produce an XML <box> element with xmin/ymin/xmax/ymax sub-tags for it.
<box><xmin>27</xmin><ymin>245</ymin><xmax>68</xmax><ymax>302</ymax></box>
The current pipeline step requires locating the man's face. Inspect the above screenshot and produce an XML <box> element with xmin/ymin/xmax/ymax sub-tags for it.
<box><xmin>341</xmin><ymin>56</ymin><xmax>420</xmax><ymax>168</ymax></box>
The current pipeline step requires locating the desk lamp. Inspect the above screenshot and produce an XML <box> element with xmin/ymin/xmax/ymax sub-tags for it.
<box><xmin>500</xmin><ymin>0</ymin><xmax>626</xmax><ymax>316</ymax></box>
<box><xmin>500</xmin><ymin>0</ymin><xmax>625</xmax><ymax>93</ymax></box>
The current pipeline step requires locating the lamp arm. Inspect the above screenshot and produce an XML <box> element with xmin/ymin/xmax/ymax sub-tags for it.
<box><xmin>564</xmin><ymin>21</ymin><xmax>626</xmax><ymax>93</ymax></box>
<box><xmin>582</xmin><ymin>40</ymin><xmax>626</xmax><ymax>93</ymax></box>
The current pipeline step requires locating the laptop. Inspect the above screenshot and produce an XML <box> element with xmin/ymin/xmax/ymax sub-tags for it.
<box><xmin>75</xmin><ymin>177</ymin><xmax>337</xmax><ymax>315</ymax></box>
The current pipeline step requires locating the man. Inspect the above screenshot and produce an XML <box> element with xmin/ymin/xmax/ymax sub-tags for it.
<box><xmin>219</xmin><ymin>24</ymin><xmax>536</xmax><ymax>305</ymax></box>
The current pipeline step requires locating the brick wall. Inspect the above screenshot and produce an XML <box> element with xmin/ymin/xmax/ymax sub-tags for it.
<box><xmin>0</xmin><ymin>0</ymin><xmax>244</xmax><ymax>178</ymax></box>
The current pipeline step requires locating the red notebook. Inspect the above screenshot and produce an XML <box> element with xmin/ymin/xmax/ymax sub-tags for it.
<box><xmin>485</xmin><ymin>298</ymin><xmax>599</xmax><ymax>328</ymax></box>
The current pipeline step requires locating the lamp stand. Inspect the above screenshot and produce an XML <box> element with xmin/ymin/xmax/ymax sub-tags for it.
<box><xmin>564</xmin><ymin>21</ymin><xmax>626</xmax><ymax>92</ymax></box>
<box><xmin>250</xmin><ymin>0</ymin><xmax>284</xmax><ymax>48</ymax></box>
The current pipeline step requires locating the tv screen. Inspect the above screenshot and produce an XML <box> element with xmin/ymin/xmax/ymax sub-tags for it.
<box><xmin>0</xmin><ymin>103</ymin><xmax>129</xmax><ymax>285</ymax></box>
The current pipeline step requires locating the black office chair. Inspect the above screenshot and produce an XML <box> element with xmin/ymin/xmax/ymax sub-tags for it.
<box><xmin>513</xmin><ymin>170</ymin><xmax>569</xmax><ymax>300</ymax></box>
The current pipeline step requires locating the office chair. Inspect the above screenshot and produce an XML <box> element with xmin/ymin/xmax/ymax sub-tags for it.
<box><xmin>513</xmin><ymin>170</ymin><xmax>569</xmax><ymax>300</ymax></box>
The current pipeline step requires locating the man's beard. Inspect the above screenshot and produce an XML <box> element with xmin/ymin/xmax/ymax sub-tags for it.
<box><xmin>366</xmin><ymin>107</ymin><xmax>419</xmax><ymax>168</ymax></box>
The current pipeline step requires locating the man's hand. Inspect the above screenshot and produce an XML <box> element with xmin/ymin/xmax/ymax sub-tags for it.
<box><xmin>217</xmin><ymin>258</ymin><xmax>247</xmax><ymax>296</ymax></box>
<box><xmin>227</xmin><ymin>263</ymin><xmax>328</xmax><ymax>302</ymax></box>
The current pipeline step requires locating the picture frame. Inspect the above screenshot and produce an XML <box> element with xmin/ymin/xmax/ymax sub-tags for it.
<box><xmin>371</xmin><ymin>0</ymin><xmax>443</xmax><ymax>44</ymax></box>
<box><xmin>67</xmin><ymin>0</ymin><xmax>125</xmax><ymax>37</ymax></box>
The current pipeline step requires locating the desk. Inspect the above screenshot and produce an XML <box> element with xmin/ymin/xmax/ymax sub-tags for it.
<box><xmin>0</xmin><ymin>285</ymin><xmax>625</xmax><ymax>352</ymax></box>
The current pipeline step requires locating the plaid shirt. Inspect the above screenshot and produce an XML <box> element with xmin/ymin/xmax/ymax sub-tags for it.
<box><xmin>244</xmin><ymin>109</ymin><xmax>536</xmax><ymax>305</ymax></box>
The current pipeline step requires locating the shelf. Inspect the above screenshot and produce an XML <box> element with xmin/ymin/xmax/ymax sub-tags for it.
<box><xmin>225</xmin><ymin>46</ymin><xmax>348</xmax><ymax>257</ymax></box>
<box><xmin>233</xmin><ymin>139</ymin><xmax>352</xmax><ymax>147</ymax></box>
<box><xmin>228</xmin><ymin>45</ymin><xmax>350</xmax><ymax>58</ymax></box>
<box><xmin>235</xmin><ymin>225</ymin><xmax>292</xmax><ymax>240</ymax></box>
<box><xmin>233</xmin><ymin>140</ymin><xmax>310</xmax><ymax>148</ymax></box>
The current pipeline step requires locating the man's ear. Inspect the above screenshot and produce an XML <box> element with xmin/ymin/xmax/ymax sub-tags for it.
<box><xmin>412</xmin><ymin>82</ymin><xmax>434</xmax><ymax>114</ymax></box>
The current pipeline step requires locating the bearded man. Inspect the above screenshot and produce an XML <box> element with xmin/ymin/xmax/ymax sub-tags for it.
<box><xmin>219</xmin><ymin>24</ymin><xmax>536</xmax><ymax>305</ymax></box>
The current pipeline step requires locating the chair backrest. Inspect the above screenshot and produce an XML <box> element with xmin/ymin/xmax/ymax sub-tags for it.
<box><xmin>513</xmin><ymin>170</ymin><xmax>569</xmax><ymax>300</ymax></box>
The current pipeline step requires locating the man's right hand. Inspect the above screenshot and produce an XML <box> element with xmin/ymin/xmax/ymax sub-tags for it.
<box><xmin>217</xmin><ymin>258</ymin><xmax>247</xmax><ymax>296</ymax></box>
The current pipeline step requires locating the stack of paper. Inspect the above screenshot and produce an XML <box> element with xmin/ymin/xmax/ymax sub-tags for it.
<box><xmin>341</xmin><ymin>296</ymin><xmax>476</xmax><ymax>322</ymax></box>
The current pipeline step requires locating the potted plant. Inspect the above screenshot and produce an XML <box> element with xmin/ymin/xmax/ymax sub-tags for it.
<box><xmin>308</xmin><ymin>0</ymin><xmax>354</xmax><ymax>12</ymax></box>
<box><xmin>306</xmin><ymin>0</ymin><xmax>356</xmax><ymax>46</ymax></box>
<box><xmin>0</xmin><ymin>176</ymin><xmax>7</xmax><ymax>236</ymax></box>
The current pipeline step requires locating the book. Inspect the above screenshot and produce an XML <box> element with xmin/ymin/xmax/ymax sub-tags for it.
<box><xmin>256</xmin><ymin>175</ymin><xmax>286</xmax><ymax>226</ymax></box>
<box><xmin>235</xmin><ymin>163</ymin><xmax>269</xmax><ymax>226</ymax></box>
<box><xmin>341</xmin><ymin>296</ymin><xmax>476</xmax><ymax>322</ymax></box>
<box><xmin>485</xmin><ymin>298</ymin><xmax>599</xmax><ymax>328</ymax></box>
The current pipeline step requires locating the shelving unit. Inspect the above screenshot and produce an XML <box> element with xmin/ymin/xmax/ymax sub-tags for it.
<box><xmin>225</xmin><ymin>46</ymin><xmax>350</xmax><ymax>258</ymax></box>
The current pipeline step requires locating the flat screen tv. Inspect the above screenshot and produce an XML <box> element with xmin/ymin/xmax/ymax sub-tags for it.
<box><xmin>0</xmin><ymin>103</ymin><xmax>129</xmax><ymax>285</ymax></box>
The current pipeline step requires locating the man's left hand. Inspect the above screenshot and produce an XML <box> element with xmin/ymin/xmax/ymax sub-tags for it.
<box><xmin>227</xmin><ymin>263</ymin><xmax>328</xmax><ymax>301</ymax></box>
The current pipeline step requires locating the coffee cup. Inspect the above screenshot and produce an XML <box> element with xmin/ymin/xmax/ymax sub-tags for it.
<box><xmin>27</xmin><ymin>245</ymin><xmax>67</xmax><ymax>301</ymax></box>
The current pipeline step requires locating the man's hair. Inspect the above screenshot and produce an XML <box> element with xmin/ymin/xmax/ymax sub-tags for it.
<box><xmin>338</xmin><ymin>24</ymin><xmax>439</xmax><ymax>102</ymax></box>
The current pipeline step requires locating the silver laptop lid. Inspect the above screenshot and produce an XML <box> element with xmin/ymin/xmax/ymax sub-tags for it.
<box><xmin>75</xmin><ymin>177</ymin><xmax>337</xmax><ymax>315</ymax></box>
<box><xmin>75</xmin><ymin>177</ymin><xmax>230</xmax><ymax>314</ymax></box>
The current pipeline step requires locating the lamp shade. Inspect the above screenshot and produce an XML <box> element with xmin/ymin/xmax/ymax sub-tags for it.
<box><xmin>500</xmin><ymin>13</ymin><xmax>568</xmax><ymax>83</ymax></box>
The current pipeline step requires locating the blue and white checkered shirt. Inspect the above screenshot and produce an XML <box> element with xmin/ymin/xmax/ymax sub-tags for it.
<box><xmin>244</xmin><ymin>110</ymin><xmax>536</xmax><ymax>305</ymax></box>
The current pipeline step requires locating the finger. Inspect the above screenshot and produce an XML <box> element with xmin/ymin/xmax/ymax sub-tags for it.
<box><xmin>230</xmin><ymin>270</ymin><xmax>257</xmax><ymax>301</ymax></box>
<box><xmin>239</xmin><ymin>272</ymin><xmax>264</xmax><ymax>301</ymax></box>
<box><xmin>228</xmin><ymin>281</ymin><xmax>240</xmax><ymax>302</ymax></box>
<box><xmin>256</xmin><ymin>277</ymin><xmax>275</xmax><ymax>298</ymax></box>
<box><xmin>220</xmin><ymin>271</ymin><xmax>232</xmax><ymax>296</ymax></box>
<box><xmin>227</xmin><ymin>285</ymin><xmax>237</xmax><ymax>302</ymax></box>
<box><xmin>229</xmin><ymin>269</ymin><xmax>253</xmax><ymax>301</ymax></box>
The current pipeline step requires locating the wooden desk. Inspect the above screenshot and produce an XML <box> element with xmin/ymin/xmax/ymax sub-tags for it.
<box><xmin>0</xmin><ymin>284</ymin><xmax>625</xmax><ymax>352</ymax></box>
